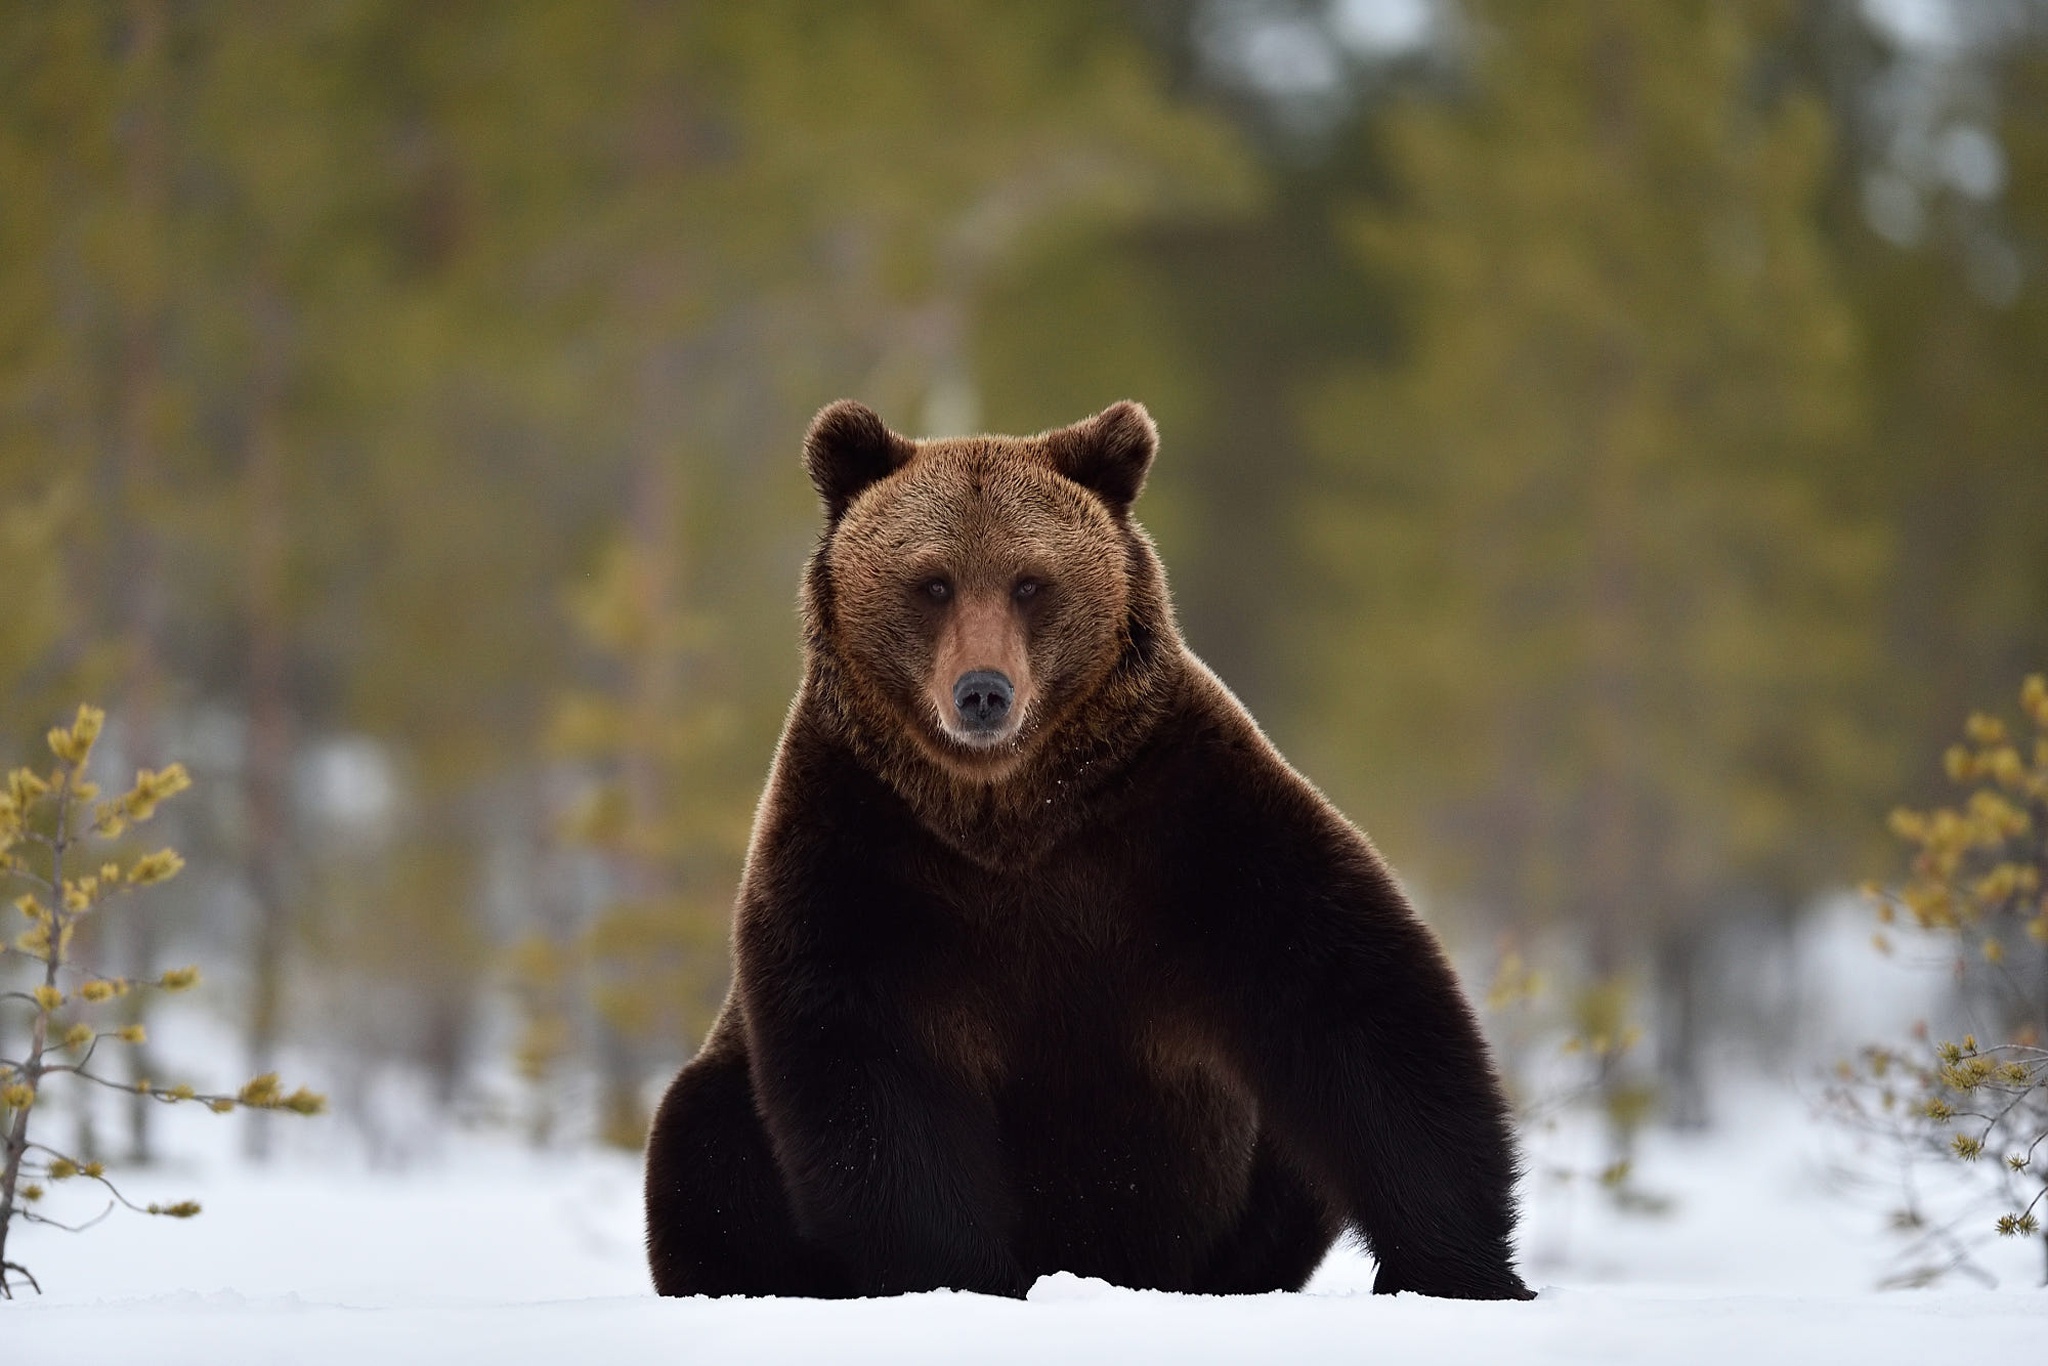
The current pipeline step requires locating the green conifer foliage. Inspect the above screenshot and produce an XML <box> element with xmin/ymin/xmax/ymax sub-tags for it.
<box><xmin>1295</xmin><ymin>2</ymin><xmax>1888</xmax><ymax>1130</ymax></box>
<box><xmin>497</xmin><ymin>0</ymin><xmax>1253</xmax><ymax>1145</ymax></box>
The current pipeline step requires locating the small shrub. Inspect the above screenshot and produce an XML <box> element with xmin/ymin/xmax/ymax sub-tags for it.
<box><xmin>0</xmin><ymin>706</ymin><xmax>324</xmax><ymax>1297</ymax></box>
<box><xmin>1827</xmin><ymin>674</ymin><xmax>2048</xmax><ymax>1287</ymax></box>
<box><xmin>1485</xmin><ymin>948</ymin><xmax>1666</xmax><ymax>1216</ymax></box>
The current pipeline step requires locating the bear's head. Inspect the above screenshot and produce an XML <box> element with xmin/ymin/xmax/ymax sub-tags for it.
<box><xmin>801</xmin><ymin>399</ymin><xmax>1170</xmax><ymax>790</ymax></box>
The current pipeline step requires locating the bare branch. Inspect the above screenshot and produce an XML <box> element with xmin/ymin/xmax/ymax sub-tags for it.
<box><xmin>16</xmin><ymin>1201</ymin><xmax>114</xmax><ymax>1233</ymax></box>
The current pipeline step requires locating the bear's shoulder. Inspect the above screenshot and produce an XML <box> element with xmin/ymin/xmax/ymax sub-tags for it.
<box><xmin>1136</xmin><ymin>660</ymin><xmax>1395</xmax><ymax>889</ymax></box>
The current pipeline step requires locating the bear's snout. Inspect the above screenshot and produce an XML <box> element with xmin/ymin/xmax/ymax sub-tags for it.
<box><xmin>951</xmin><ymin>670</ymin><xmax>1013</xmax><ymax>733</ymax></box>
<box><xmin>925</xmin><ymin>588</ymin><xmax>1032</xmax><ymax>754</ymax></box>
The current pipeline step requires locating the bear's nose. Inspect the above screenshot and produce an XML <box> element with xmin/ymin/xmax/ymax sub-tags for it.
<box><xmin>952</xmin><ymin>670</ymin><xmax>1013</xmax><ymax>732</ymax></box>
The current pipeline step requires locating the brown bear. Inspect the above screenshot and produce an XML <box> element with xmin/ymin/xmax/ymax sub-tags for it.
<box><xmin>643</xmin><ymin>400</ymin><xmax>1533</xmax><ymax>1301</ymax></box>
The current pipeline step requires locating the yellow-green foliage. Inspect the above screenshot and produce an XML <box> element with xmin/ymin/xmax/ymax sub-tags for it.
<box><xmin>1830</xmin><ymin>676</ymin><xmax>2048</xmax><ymax>1286</ymax></box>
<box><xmin>0</xmin><ymin>488</ymin><xmax>110</xmax><ymax>756</ymax></box>
<box><xmin>1482</xmin><ymin>946</ymin><xmax>1662</xmax><ymax>1215</ymax></box>
<box><xmin>516</xmin><ymin>538</ymin><xmax>748</xmax><ymax>1150</ymax></box>
<box><xmin>1831</xmin><ymin>1033</ymin><xmax>2047</xmax><ymax>1285</ymax></box>
<box><xmin>3</xmin><ymin>0</ymin><xmax>1249</xmax><ymax>1148</ymax></box>
<box><xmin>1298</xmin><ymin>0</ymin><xmax>1885</xmax><ymax>964</ymax></box>
<box><xmin>1870</xmin><ymin>674</ymin><xmax>2048</xmax><ymax>965</ymax></box>
<box><xmin>0</xmin><ymin>706</ymin><xmax>325</xmax><ymax>1298</ymax></box>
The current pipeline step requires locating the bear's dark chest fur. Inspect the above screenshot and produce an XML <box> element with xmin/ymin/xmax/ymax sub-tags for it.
<box><xmin>903</xmin><ymin>849</ymin><xmax>1264</xmax><ymax>1280</ymax></box>
<box><xmin>754</xmin><ymin>694</ymin><xmax>1273</xmax><ymax>1283</ymax></box>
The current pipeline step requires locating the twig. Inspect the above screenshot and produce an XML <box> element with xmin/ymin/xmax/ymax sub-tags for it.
<box><xmin>15</xmin><ymin>1201</ymin><xmax>114</xmax><ymax>1233</ymax></box>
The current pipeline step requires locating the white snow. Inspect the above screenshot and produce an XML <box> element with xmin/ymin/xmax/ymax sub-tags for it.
<box><xmin>5</xmin><ymin>1077</ymin><xmax>2046</xmax><ymax>1364</ymax></box>
<box><xmin>8</xmin><ymin>913</ymin><xmax>2048</xmax><ymax>1364</ymax></box>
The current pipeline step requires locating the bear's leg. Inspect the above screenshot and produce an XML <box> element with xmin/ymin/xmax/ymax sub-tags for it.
<box><xmin>1190</xmin><ymin>1133</ymin><xmax>1340</xmax><ymax>1294</ymax></box>
<box><xmin>644</xmin><ymin>1030</ymin><xmax>846</xmax><ymax>1297</ymax></box>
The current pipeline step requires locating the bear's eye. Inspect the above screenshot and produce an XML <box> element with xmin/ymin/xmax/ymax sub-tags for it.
<box><xmin>1013</xmin><ymin>578</ymin><xmax>1043</xmax><ymax>603</ymax></box>
<box><xmin>920</xmin><ymin>578</ymin><xmax>952</xmax><ymax>603</ymax></box>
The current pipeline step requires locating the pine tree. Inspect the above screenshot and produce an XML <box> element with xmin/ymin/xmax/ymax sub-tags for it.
<box><xmin>0</xmin><ymin>707</ymin><xmax>323</xmax><ymax>1297</ymax></box>
<box><xmin>1830</xmin><ymin>675</ymin><xmax>2048</xmax><ymax>1287</ymax></box>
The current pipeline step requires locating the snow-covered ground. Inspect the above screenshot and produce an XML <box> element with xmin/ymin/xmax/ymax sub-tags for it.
<box><xmin>8</xmin><ymin>903</ymin><xmax>2047</xmax><ymax>1363</ymax></box>
<box><xmin>5</xmin><ymin>1076</ymin><xmax>2045</xmax><ymax>1364</ymax></box>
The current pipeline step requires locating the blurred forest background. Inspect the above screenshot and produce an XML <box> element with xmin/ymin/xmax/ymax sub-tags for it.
<box><xmin>2</xmin><ymin>0</ymin><xmax>2045</xmax><ymax>1160</ymax></box>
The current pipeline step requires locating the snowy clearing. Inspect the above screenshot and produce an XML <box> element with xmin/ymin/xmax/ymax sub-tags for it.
<box><xmin>5</xmin><ymin>1074</ymin><xmax>2046</xmax><ymax>1364</ymax></box>
<box><xmin>11</xmin><ymin>1283</ymin><xmax>2048</xmax><ymax>1366</ymax></box>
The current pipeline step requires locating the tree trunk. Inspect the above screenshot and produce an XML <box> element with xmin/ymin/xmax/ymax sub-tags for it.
<box><xmin>1655</xmin><ymin>923</ymin><xmax>1709</xmax><ymax>1129</ymax></box>
<box><xmin>1582</xmin><ymin>10</ymin><xmax>1656</xmax><ymax>1163</ymax></box>
<box><xmin>242</xmin><ymin>274</ymin><xmax>294</xmax><ymax>1160</ymax></box>
<box><xmin>600</xmin><ymin>334</ymin><xmax>686</xmax><ymax>1149</ymax></box>
<box><xmin>114</xmin><ymin>0</ymin><xmax>169</xmax><ymax>1166</ymax></box>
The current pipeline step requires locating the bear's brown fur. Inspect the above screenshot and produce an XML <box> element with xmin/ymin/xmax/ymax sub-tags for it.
<box><xmin>643</xmin><ymin>400</ymin><xmax>1533</xmax><ymax>1300</ymax></box>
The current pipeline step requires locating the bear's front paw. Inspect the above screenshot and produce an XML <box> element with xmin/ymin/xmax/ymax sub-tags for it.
<box><xmin>1371</xmin><ymin>1258</ymin><xmax>1535</xmax><ymax>1301</ymax></box>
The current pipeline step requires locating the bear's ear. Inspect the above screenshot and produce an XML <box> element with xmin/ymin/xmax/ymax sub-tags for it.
<box><xmin>1044</xmin><ymin>401</ymin><xmax>1157</xmax><ymax>516</ymax></box>
<box><xmin>803</xmin><ymin>400</ymin><xmax>916</xmax><ymax>521</ymax></box>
